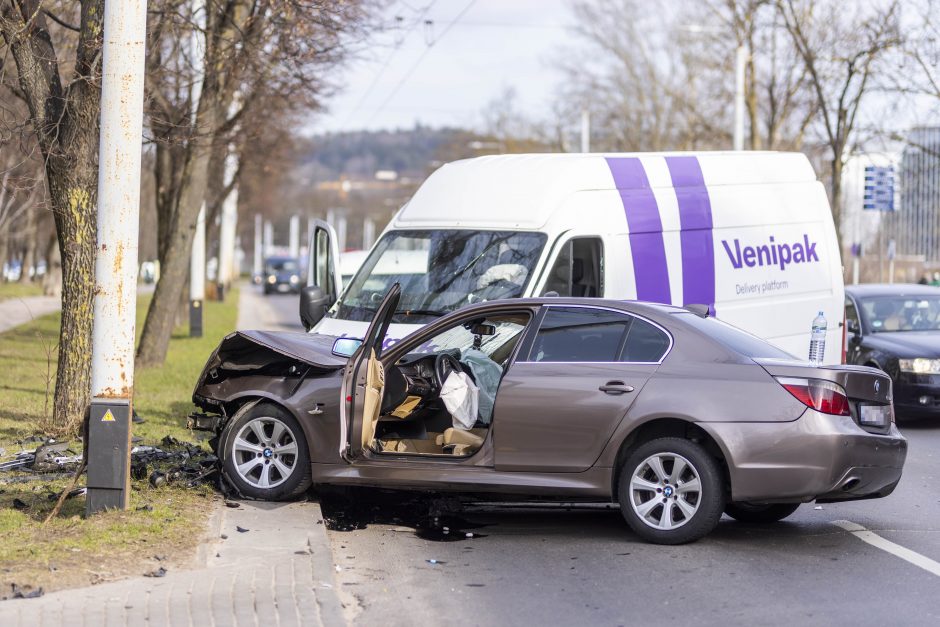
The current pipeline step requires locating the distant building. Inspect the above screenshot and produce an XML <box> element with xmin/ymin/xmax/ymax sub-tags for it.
<box><xmin>883</xmin><ymin>127</ymin><xmax>940</xmax><ymax>263</ymax></box>
<box><xmin>840</xmin><ymin>151</ymin><xmax>898</xmax><ymax>260</ymax></box>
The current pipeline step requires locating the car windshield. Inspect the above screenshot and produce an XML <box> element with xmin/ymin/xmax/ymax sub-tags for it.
<box><xmin>333</xmin><ymin>230</ymin><xmax>547</xmax><ymax>323</ymax></box>
<box><xmin>266</xmin><ymin>259</ymin><xmax>298</xmax><ymax>273</ymax></box>
<box><xmin>859</xmin><ymin>295</ymin><xmax>940</xmax><ymax>332</ymax></box>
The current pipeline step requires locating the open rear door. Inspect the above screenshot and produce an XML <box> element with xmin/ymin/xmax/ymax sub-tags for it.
<box><xmin>307</xmin><ymin>219</ymin><xmax>342</xmax><ymax>303</ymax></box>
<box><xmin>339</xmin><ymin>283</ymin><xmax>401</xmax><ymax>460</ymax></box>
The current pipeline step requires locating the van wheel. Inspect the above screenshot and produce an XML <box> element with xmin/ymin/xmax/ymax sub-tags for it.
<box><xmin>220</xmin><ymin>402</ymin><xmax>311</xmax><ymax>500</ymax></box>
<box><xmin>617</xmin><ymin>437</ymin><xmax>723</xmax><ymax>544</ymax></box>
<box><xmin>724</xmin><ymin>502</ymin><xmax>800</xmax><ymax>523</ymax></box>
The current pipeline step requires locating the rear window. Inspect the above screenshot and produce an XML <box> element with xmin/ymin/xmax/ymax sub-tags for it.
<box><xmin>673</xmin><ymin>312</ymin><xmax>795</xmax><ymax>359</ymax></box>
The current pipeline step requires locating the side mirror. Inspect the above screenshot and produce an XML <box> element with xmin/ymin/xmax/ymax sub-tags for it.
<box><xmin>847</xmin><ymin>319</ymin><xmax>861</xmax><ymax>336</ymax></box>
<box><xmin>332</xmin><ymin>337</ymin><xmax>363</xmax><ymax>358</ymax></box>
<box><xmin>300</xmin><ymin>285</ymin><xmax>331</xmax><ymax>331</ymax></box>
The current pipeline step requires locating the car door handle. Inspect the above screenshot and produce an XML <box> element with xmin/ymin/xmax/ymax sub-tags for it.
<box><xmin>599</xmin><ymin>381</ymin><xmax>635</xmax><ymax>395</ymax></box>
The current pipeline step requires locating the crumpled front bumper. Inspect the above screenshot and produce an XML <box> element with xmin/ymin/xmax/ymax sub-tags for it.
<box><xmin>702</xmin><ymin>410</ymin><xmax>907</xmax><ymax>503</ymax></box>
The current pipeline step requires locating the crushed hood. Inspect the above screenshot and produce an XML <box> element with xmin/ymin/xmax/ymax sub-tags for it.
<box><xmin>210</xmin><ymin>330</ymin><xmax>347</xmax><ymax>371</ymax></box>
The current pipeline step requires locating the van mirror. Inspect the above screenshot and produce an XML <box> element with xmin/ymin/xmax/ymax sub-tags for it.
<box><xmin>300</xmin><ymin>286</ymin><xmax>331</xmax><ymax>331</ymax></box>
<box><xmin>332</xmin><ymin>337</ymin><xmax>363</xmax><ymax>358</ymax></box>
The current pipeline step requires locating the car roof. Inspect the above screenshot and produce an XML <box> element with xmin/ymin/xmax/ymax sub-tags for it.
<box><xmin>845</xmin><ymin>283</ymin><xmax>940</xmax><ymax>298</ymax></box>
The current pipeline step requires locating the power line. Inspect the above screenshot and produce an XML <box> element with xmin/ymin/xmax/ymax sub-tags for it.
<box><xmin>341</xmin><ymin>1</ymin><xmax>440</xmax><ymax>127</ymax></box>
<box><xmin>364</xmin><ymin>0</ymin><xmax>478</xmax><ymax>127</ymax></box>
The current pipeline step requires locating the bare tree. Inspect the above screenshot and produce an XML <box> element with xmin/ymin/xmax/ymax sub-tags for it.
<box><xmin>136</xmin><ymin>0</ymin><xmax>373</xmax><ymax>367</ymax></box>
<box><xmin>778</xmin><ymin>0</ymin><xmax>902</xmax><ymax>236</ymax></box>
<box><xmin>0</xmin><ymin>1</ymin><xmax>103</xmax><ymax>434</ymax></box>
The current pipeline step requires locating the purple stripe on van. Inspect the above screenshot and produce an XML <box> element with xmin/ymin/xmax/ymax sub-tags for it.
<box><xmin>665</xmin><ymin>156</ymin><xmax>715</xmax><ymax>313</ymax></box>
<box><xmin>605</xmin><ymin>158</ymin><xmax>672</xmax><ymax>304</ymax></box>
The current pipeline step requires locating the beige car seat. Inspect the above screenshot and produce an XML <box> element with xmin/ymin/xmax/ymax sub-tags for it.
<box><xmin>360</xmin><ymin>349</ymin><xmax>385</xmax><ymax>450</ymax></box>
<box><xmin>436</xmin><ymin>427</ymin><xmax>487</xmax><ymax>455</ymax></box>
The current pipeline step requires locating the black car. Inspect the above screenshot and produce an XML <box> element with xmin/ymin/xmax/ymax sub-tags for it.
<box><xmin>263</xmin><ymin>256</ymin><xmax>302</xmax><ymax>295</ymax></box>
<box><xmin>845</xmin><ymin>283</ymin><xmax>940</xmax><ymax>417</ymax></box>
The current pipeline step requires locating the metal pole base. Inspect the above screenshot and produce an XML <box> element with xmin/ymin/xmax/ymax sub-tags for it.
<box><xmin>189</xmin><ymin>299</ymin><xmax>203</xmax><ymax>337</ymax></box>
<box><xmin>86</xmin><ymin>399</ymin><xmax>132</xmax><ymax>514</ymax></box>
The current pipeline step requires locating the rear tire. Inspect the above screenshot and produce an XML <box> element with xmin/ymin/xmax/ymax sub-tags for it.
<box><xmin>724</xmin><ymin>502</ymin><xmax>800</xmax><ymax>523</ymax></box>
<box><xmin>219</xmin><ymin>402</ymin><xmax>312</xmax><ymax>500</ymax></box>
<box><xmin>617</xmin><ymin>437</ymin><xmax>723</xmax><ymax>544</ymax></box>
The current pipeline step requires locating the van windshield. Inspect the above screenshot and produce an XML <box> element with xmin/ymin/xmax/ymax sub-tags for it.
<box><xmin>333</xmin><ymin>230</ymin><xmax>547</xmax><ymax>323</ymax></box>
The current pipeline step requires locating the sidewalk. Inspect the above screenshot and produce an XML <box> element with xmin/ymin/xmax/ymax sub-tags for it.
<box><xmin>0</xmin><ymin>499</ymin><xmax>345</xmax><ymax>626</ymax></box>
<box><xmin>0</xmin><ymin>295</ymin><xmax>60</xmax><ymax>334</ymax></box>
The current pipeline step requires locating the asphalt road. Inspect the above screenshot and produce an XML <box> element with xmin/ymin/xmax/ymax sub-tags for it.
<box><xmin>242</xmin><ymin>286</ymin><xmax>940</xmax><ymax>626</ymax></box>
<box><xmin>236</xmin><ymin>282</ymin><xmax>304</xmax><ymax>332</ymax></box>
<box><xmin>325</xmin><ymin>425</ymin><xmax>940</xmax><ymax>627</ymax></box>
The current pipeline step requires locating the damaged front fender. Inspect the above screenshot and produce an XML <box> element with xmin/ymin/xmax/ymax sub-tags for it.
<box><xmin>192</xmin><ymin>330</ymin><xmax>347</xmax><ymax>416</ymax></box>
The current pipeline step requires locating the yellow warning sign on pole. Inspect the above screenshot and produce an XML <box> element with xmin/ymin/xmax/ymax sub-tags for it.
<box><xmin>101</xmin><ymin>409</ymin><xmax>116</xmax><ymax>422</ymax></box>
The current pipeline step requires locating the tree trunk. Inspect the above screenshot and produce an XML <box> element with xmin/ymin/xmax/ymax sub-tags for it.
<box><xmin>41</xmin><ymin>232</ymin><xmax>61</xmax><ymax>297</ymax></box>
<box><xmin>45</xmin><ymin>170</ymin><xmax>97</xmax><ymax>434</ymax></box>
<box><xmin>136</xmin><ymin>107</ymin><xmax>216</xmax><ymax>367</ymax></box>
<box><xmin>830</xmin><ymin>154</ymin><xmax>844</xmax><ymax>254</ymax></box>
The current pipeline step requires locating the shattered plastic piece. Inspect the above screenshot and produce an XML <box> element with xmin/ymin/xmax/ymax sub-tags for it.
<box><xmin>236</xmin><ymin>526</ymin><xmax>249</xmax><ymax>533</ymax></box>
<box><xmin>426</xmin><ymin>559</ymin><xmax>446</xmax><ymax>565</ymax></box>
<box><xmin>465</xmin><ymin>533</ymin><xmax>473</xmax><ymax>538</ymax></box>
<box><xmin>136</xmin><ymin>504</ymin><xmax>154</xmax><ymax>512</ymax></box>
<box><xmin>10</xmin><ymin>583</ymin><xmax>44</xmax><ymax>599</ymax></box>
<box><xmin>224</xmin><ymin>501</ymin><xmax>241</xmax><ymax>508</ymax></box>
<box><xmin>12</xmin><ymin>498</ymin><xmax>27</xmax><ymax>510</ymax></box>
<box><xmin>144</xmin><ymin>567</ymin><xmax>167</xmax><ymax>578</ymax></box>
<box><xmin>132</xmin><ymin>411</ymin><xmax>145</xmax><ymax>424</ymax></box>
<box><xmin>814</xmin><ymin>505</ymin><xmax>823</xmax><ymax>510</ymax></box>
<box><xmin>220</xmin><ymin>534</ymin><xmax>228</xmax><ymax>540</ymax></box>
<box><xmin>335</xmin><ymin>565</ymin><xmax>342</xmax><ymax>572</ymax></box>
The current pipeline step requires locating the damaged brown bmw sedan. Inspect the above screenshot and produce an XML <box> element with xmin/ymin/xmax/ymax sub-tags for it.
<box><xmin>191</xmin><ymin>285</ymin><xmax>907</xmax><ymax>544</ymax></box>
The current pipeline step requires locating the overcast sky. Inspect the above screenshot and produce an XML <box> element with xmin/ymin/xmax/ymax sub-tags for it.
<box><xmin>310</xmin><ymin>0</ymin><xmax>575</xmax><ymax>134</ymax></box>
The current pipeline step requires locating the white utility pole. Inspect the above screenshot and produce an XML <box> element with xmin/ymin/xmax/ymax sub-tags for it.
<box><xmin>189</xmin><ymin>204</ymin><xmax>206</xmax><ymax>336</ymax></box>
<box><xmin>263</xmin><ymin>220</ymin><xmax>274</xmax><ymax>257</ymax></box>
<box><xmin>733</xmin><ymin>45</ymin><xmax>748</xmax><ymax>151</ymax></box>
<box><xmin>253</xmin><ymin>213</ymin><xmax>263</xmax><ymax>278</ymax></box>
<box><xmin>337</xmin><ymin>215</ymin><xmax>348</xmax><ymax>253</ymax></box>
<box><xmin>188</xmin><ymin>0</ymin><xmax>206</xmax><ymax>333</ymax></box>
<box><xmin>362</xmin><ymin>217</ymin><xmax>376</xmax><ymax>250</ymax></box>
<box><xmin>87</xmin><ymin>0</ymin><xmax>148</xmax><ymax>514</ymax></box>
<box><xmin>580</xmin><ymin>108</ymin><xmax>591</xmax><ymax>153</ymax></box>
<box><xmin>218</xmin><ymin>149</ymin><xmax>238</xmax><ymax>297</ymax></box>
<box><xmin>289</xmin><ymin>214</ymin><xmax>300</xmax><ymax>258</ymax></box>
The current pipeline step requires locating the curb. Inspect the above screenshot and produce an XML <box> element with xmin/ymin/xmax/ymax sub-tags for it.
<box><xmin>194</xmin><ymin>496</ymin><xmax>226</xmax><ymax>567</ymax></box>
<box><xmin>306</xmin><ymin>498</ymin><xmax>346</xmax><ymax>626</ymax></box>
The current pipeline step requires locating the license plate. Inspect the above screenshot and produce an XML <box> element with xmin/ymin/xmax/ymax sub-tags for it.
<box><xmin>860</xmin><ymin>404</ymin><xmax>892</xmax><ymax>427</ymax></box>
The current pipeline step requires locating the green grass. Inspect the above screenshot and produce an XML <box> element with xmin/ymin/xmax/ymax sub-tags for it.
<box><xmin>0</xmin><ymin>288</ymin><xmax>239</xmax><ymax>593</ymax></box>
<box><xmin>0</xmin><ymin>282</ymin><xmax>44</xmax><ymax>302</ymax></box>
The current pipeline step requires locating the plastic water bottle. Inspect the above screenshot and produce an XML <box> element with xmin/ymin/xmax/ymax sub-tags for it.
<box><xmin>809</xmin><ymin>311</ymin><xmax>827</xmax><ymax>364</ymax></box>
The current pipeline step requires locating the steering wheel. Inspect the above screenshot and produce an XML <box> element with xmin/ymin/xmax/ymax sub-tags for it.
<box><xmin>434</xmin><ymin>353</ymin><xmax>462</xmax><ymax>389</ymax></box>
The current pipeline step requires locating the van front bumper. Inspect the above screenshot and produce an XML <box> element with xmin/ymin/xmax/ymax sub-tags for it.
<box><xmin>701</xmin><ymin>410</ymin><xmax>907</xmax><ymax>503</ymax></box>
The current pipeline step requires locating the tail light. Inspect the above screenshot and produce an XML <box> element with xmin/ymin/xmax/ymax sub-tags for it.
<box><xmin>776</xmin><ymin>377</ymin><xmax>851</xmax><ymax>416</ymax></box>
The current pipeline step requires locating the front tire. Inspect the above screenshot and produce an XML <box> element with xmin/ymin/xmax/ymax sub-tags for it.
<box><xmin>220</xmin><ymin>402</ymin><xmax>312</xmax><ymax>500</ymax></box>
<box><xmin>618</xmin><ymin>437</ymin><xmax>724</xmax><ymax>544</ymax></box>
<box><xmin>724</xmin><ymin>502</ymin><xmax>800</xmax><ymax>523</ymax></box>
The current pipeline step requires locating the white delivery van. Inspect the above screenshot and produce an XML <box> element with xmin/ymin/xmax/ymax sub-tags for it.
<box><xmin>302</xmin><ymin>152</ymin><xmax>845</xmax><ymax>364</ymax></box>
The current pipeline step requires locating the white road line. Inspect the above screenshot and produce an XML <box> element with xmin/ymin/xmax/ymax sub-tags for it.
<box><xmin>833</xmin><ymin>519</ymin><xmax>940</xmax><ymax>578</ymax></box>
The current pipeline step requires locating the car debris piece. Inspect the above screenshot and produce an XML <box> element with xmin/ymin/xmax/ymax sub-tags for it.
<box><xmin>143</xmin><ymin>567</ymin><xmax>167</xmax><ymax>578</ymax></box>
<box><xmin>9</xmin><ymin>583</ymin><xmax>44</xmax><ymax>599</ymax></box>
<box><xmin>236</xmin><ymin>525</ymin><xmax>249</xmax><ymax>533</ymax></box>
<box><xmin>12</xmin><ymin>498</ymin><xmax>27</xmax><ymax>510</ymax></box>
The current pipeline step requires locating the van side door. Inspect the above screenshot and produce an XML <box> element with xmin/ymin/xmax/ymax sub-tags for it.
<box><xmin>492</xmin><ymin>305</ymin><xmax>671</xmax><ymax>472</ymax></box>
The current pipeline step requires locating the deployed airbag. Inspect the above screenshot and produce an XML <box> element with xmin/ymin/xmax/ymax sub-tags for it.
<box><xmin>461</xmin><ymin>348</ymin><xmax>502</xmax><ymax>424</ymax></box>
<box><xmin>440</xmin><ymin>371</ymin><xmax>479</xmax><ymax>430</ymax></box>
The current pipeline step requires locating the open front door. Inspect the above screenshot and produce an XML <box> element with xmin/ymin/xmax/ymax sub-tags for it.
<box><xmin>339</xmin><ymin>283</ymin><xmax>401</xmax><ymax>461</ymax></box>
<box><xmin>300</xmin><ymin>220</ymin><xmax>342</xmax><ymax>330</ymax></box>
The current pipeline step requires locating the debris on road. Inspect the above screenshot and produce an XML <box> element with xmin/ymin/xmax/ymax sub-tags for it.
<box><xmin>236</xmin><ymin>526</ymin><xmax>249</xmax><ymax>533</ymax></box>
<box><xmin>5</xmin><ymin>583</ymin><xmax>44</xmax><ymax>599</ymax></box>
<box><xmin>143</xmin><ymin>567</ymin><xmax>167</xmax><ymax>578</ymax></box>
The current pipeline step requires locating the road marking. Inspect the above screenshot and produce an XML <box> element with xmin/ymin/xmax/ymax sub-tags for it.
<box><xmin>833</xmin><ymin>519</ymin><xmax>940</xmax><ymax>578</ymax></box>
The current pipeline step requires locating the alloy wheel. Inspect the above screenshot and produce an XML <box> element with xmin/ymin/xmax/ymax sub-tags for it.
<box><xmin>231</xmin><ymin>416</ymin><xmax>299</xmax><ymax>489</ymax></box>
<box><xmin>629</xmin><ymin>452</ymin><xmax>702</xmax><ymax>530</ymax></box>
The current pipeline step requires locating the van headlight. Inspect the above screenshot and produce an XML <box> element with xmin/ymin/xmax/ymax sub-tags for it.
<box><xmin>898</xmin><ymin>358</ymin><xmax>940</xmax><ymax>374</ymax></box>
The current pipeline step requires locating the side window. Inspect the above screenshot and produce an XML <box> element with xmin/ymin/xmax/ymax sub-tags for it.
<box><xmin>621</xmin><ymin>317</ymin><xmax>671</xmax><ymax>362</ymax></box>
<box><xmin>541</xmin><ymin>237</ymin><xmax>604</xmax><ymax>297</ymax></box>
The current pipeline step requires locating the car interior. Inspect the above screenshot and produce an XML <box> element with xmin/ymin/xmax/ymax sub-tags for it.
<box><xmin>359</xmin><ymin>312</ymin><xmax>531</xmax><ymax>458</ymax></box>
